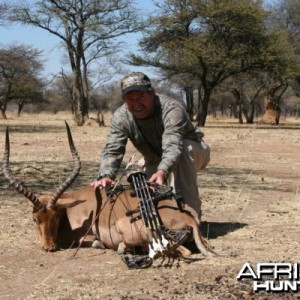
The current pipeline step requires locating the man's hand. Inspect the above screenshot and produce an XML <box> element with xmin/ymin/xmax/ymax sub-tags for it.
<box><xmin>90</xmin><ymin>177</ymin><xmax>113</xmax><ymax>189</ymax></box>
<box><xmin>148</xmin><ymin>170</ymin><xmax>166</xmax><ymax>185</ymax></box>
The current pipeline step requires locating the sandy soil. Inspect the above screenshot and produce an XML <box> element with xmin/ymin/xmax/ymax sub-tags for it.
<box><xmin>1</xmin><ymin>114</ymin><xmax>300</xmax><ymax>300</ymax></box>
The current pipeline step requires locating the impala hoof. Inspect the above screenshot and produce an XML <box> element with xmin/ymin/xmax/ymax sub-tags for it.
<box><xmin>117</xmin><ymin>242</ymin><xmax>127</xmax><ymax>255</ymax></box>
<box><xmin>92</xmin><ymin>240</ymin><xmax>105</xmax><ymax>249</ymax></box>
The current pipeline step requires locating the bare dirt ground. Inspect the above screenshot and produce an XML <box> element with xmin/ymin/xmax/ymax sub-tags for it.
<box><xmin>1</xmin><ymin>113</ymin><xmax>300</xmax><ymax>300</ymax></box>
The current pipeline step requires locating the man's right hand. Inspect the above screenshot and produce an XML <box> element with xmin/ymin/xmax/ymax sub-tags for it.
<box><xmin>148</xmin><ymin>169</ymin><xmax>166</xmax><ymax>185</ymax></box>
<box><xmin>90</xmin><ymin>177</ymin><xmax>114</xmax><ymax>189</ymax></box>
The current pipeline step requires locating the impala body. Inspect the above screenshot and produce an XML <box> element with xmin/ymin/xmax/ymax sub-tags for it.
<box><xmin>3</xmin><ymin>123</ymin><xmax>216</xmax><ymax>258</ymax></box>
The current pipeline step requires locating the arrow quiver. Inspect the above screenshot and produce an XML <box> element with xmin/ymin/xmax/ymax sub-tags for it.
<box><xmin>127</xmin><ymin>172</ymin><xmax>191</xmax><ymax>259</ymax></box>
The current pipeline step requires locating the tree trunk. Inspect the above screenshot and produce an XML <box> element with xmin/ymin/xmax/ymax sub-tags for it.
<box><xmin>17</xmin><ymin>102</ymin><xmax>25</xmax><ymax>117</ymax></box>
<box><xmin>246</xmin><ymin>86</ymin><xmax>263</xmax><ymax>124</ymax></box>
<box><xmin>196</xmin><ymin>92</ymin><xmax>210</xmax><ymax>127</ymax></box>
<box><xmin>0</xmin><ymin>101</ymin><xmax>8</xmax><ymax>119</ymax></box>
<box><xmin>184</xmin><ymin>87</ymin><xmax>194</xmax><ymax>120</ymax></box>
<box><xmin>244</xmin><ymin>99</ymin><xmax>255</xmax><ymax>124</ymax></box>
<box><xmin>99</xmin><ymin>112</ymin><xmax>105</xmax><ymax>126</ymax></box>
<box><xmin>73</xmin><ymin>88</ymin><xmax>85</xmax><ymax>126</ymax></box>
<box><xmin>72</xmin><ymin>69</ymin><xmax>89</xmax><ymax>126</ymax></box>
<box><xmin>1</xmin><ymin>109</ymin><xmax>7</xmax><ymax>119</ymax></box>
<box><xmin>232</xmin><ymin>88</ymin><xmax>243</xmax><ymax>124</ymax></box>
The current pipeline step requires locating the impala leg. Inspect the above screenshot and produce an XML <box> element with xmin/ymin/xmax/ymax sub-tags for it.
<box><xmin>92</xmin><ymin>239</ymin><xmax>105</xmax><ymax>249</ymax></box>
<box><xmin>176</xmin><ymin>245</ymin><xmax>191</xmax><ymax>258</ymax></box>
<box><xmin>117</xmin><ymin>242</ymin><xmax>127</xmax><ymax>255</ymax></box>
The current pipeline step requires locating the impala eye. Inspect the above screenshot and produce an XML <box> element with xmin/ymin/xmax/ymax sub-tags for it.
<box><xmin>33</xmin><ymin>217</ymin><xmax>41</xmax><ymax>224</ymax></box>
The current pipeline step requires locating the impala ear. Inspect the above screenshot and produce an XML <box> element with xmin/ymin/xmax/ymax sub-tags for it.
<box><xmin>55</xmin><ymin>198</ymin><xmax>86</xmax><ymax>209</ymax></box>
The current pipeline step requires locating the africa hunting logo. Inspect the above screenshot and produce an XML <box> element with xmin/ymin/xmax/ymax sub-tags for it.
<box><xmin>237</xmin><ymin>262</ymin><xmax>300</xmax><ymax>292</ymax></box>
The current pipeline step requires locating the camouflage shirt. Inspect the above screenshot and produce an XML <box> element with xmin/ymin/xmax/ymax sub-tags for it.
<box><xmin>98</xmin><ymin>94</ymin><xmax>204</xmax><ymax>179</ymax></box>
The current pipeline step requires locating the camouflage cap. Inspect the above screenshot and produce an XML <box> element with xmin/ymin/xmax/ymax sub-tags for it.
<box><xmin>121</xmin><ymin>72</ymin><xmax>152</xmax><ymax>97</ymax></box>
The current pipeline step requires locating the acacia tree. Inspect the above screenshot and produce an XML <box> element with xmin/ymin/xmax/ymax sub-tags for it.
<box><xmin>13</xmin><ymin>75</ymin><xmax>45</xmax><ymax>116</ymax></box>
<box><xmin>267</xmin><ymin>0</ymin><xmax>300</xmax><ymax>105</ymax></box>
<box><xmin>129</xmin><ymin>0</ymin><xmax>297</xmax><ymax>126</ymax></box>
<box><xmin>0</xmin><ymin>44</ymin><xmax>44</xmax><ymax>118</ymax></box>
<box><xmin>9</xmin><ymin>0</ymin><xmax>143</xmax><ymax>125</ymax></box>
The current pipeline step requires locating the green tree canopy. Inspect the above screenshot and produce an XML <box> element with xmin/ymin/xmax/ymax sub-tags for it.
<box><xmin>0</xmin><ymin>44</ymin><xmax>44</xmax><ymax>118</ymax></box>
<box><xmin>129</xmin><ymin>0</ymin><xmax>298</xmax><ymax>126</ymax></box>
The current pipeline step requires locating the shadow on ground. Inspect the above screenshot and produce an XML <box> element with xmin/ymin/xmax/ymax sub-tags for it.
<box><xmin>201</xmin><ymin>221</ymin><xmax>247</xmax><ymax>239</ymax></box>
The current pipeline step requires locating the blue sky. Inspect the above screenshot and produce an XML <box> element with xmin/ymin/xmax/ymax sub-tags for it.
<box><xmin>0</xmin><ymin>1</ymin><xmax>156</xmax><ymax>80</ymax></box>
<box><xmin>0</xmin><ymin>24</ymin><xmax>61</xmax><ymax>76</ymax></box>
<box><xmin>0</xmin><ymin>21</ymin><xmax>149</xmax><ymax>78</ymax></box>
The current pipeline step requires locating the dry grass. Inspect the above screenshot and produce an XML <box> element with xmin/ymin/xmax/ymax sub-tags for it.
<box><xmin>1</xmin><ymin>113</ymin><xmax>300</xmax><ymax>299</ymax></box>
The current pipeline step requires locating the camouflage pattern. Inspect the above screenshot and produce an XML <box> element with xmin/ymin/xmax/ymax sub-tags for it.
<box><xmin>98</xmin><ymin>94</ymin><xmax>204</xmax><ymax>180</ymax></box>
<box><xmin>121</xmin><ymin>72</ymin><xmax>152</xmax><ymax>97</ymax></box>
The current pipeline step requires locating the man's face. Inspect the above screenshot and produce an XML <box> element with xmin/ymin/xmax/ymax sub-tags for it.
<box><xmin>124</xmin><ymin>90</ymin><xmax>155</xmax><ymax>119</ymax></box>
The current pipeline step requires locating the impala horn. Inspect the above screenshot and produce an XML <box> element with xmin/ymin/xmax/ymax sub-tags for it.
<box><xmin>47</xmin><ymin>121</ymin><xmax>81</xmax><ymax>208</ymax></box>
<box><xmin>2</xmin><ymin>122</ymin><xmax>81</xmax><ymax>210</ymax></box>
<box><xmin>3</xmin><ymin>127</ymin><xmax>44</xmax><ymax>210</ymax></box>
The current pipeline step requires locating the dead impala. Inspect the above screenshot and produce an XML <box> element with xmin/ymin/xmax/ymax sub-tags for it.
<box><xmin>2</xmin><ymin>122</ymin><xmax>104</xmax><ymax>252</ymax></box>
<box><xmin>3</xmin><ymin>122</ymin><xmax>218</xmax><ymax>260</ymax></box>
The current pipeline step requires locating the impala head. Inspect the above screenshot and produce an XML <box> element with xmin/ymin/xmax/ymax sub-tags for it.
<box><xmin>32</xmin><ymin>195</ymin><xmax>85</xmax><ymax>251</ymax></box>
<box><xmin>3</xmin><ymin>122</ymin><xmax>83</xmax><ymax>252</ymax></box>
